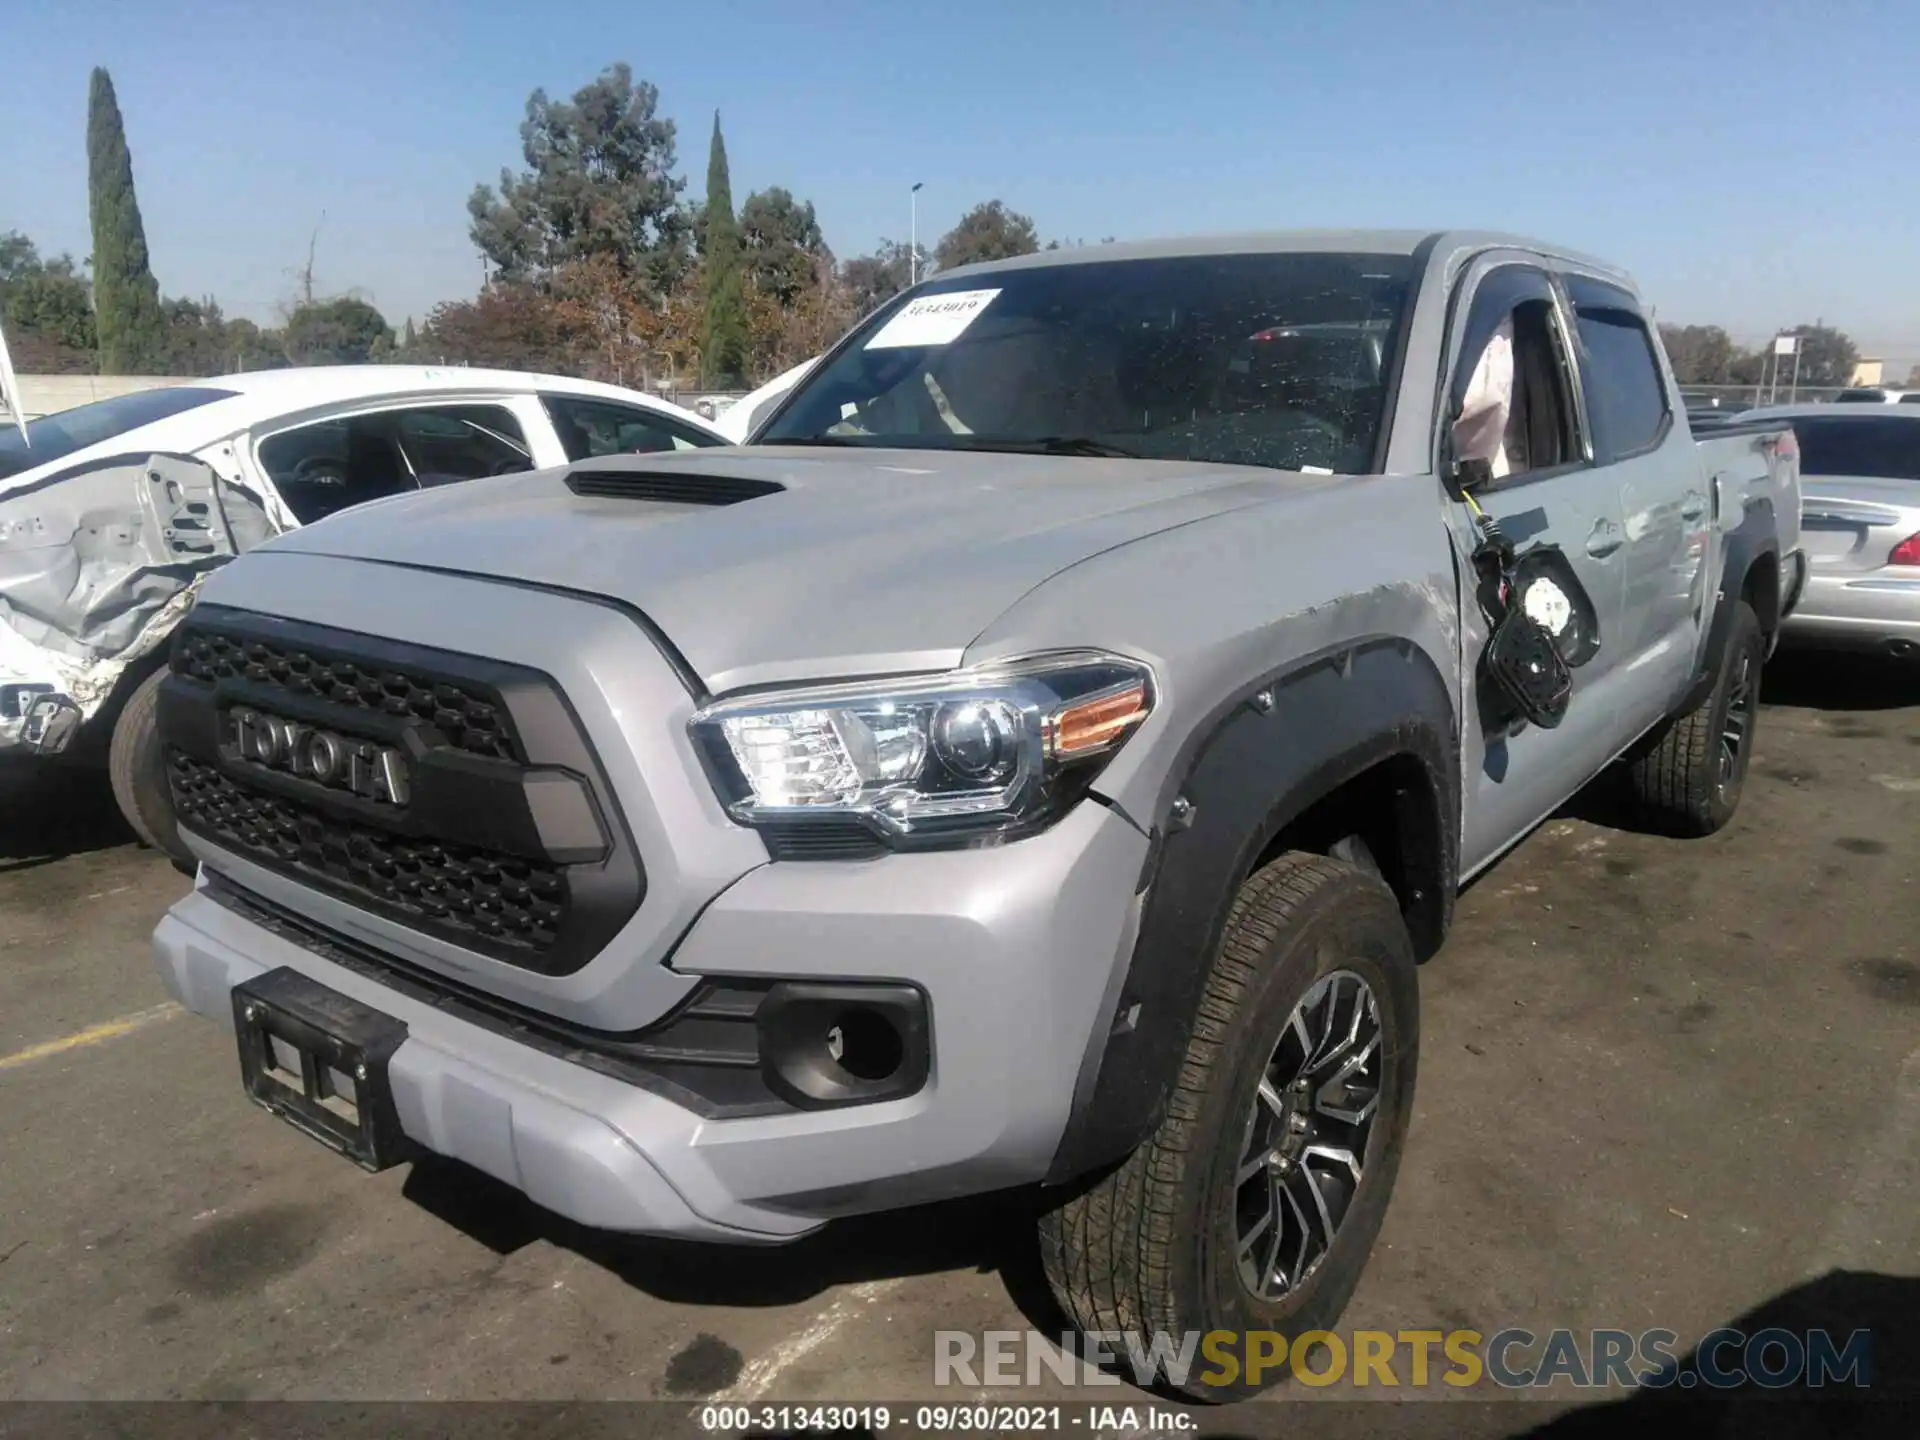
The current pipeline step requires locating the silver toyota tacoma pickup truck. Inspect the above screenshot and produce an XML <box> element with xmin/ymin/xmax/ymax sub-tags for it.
<box><xmin>152</xmin><ymin>231</ymin><xmax>1802</xmax><ymax>1398</ymax></box>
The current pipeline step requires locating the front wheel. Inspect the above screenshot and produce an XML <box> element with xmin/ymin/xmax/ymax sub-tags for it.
<box><xmin>1038</xmin><ymin>852</ymin><xmax>1419</xmax><ymax>1402</ymax></box>
<box><xmin>109</xmin><ymin>667</ymin><xmax>194</xmax><ymax>869</ymax></box>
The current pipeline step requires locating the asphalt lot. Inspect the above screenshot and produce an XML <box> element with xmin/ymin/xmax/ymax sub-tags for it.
<box><xmin>1</xmin><ymin>650</ymin><xmax>1915</xmax><ymax>1435</ymax></box>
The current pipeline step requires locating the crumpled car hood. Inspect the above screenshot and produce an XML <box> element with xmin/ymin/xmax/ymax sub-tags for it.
<box><xmin>263</xmin><ymin>446</ymin><xmax>1322</xmax><ymax>692</ymax></box>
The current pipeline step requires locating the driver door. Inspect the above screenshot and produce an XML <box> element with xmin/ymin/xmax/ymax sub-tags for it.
<box><xmin>1442</xmin><ymin>259</ymin><xmax>1630</xmax><ymax>876</ymax></box>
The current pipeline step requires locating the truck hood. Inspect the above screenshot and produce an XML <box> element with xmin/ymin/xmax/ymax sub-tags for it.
<box><xmin>264</xmin><ymin>446</ymin><xmax>1318</xmax><ymax>693</ymax></box>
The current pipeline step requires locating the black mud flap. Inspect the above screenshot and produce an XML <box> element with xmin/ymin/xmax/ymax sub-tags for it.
<box><xmin>232</xmin><ymin>967</ymin><xmax>411</xmax><ymax>1172</ymax></box>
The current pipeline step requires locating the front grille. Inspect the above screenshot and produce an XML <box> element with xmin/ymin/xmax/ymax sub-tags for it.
<box><xmin>171</xmin><ymin>752</ymin><xmax>566</xmax><ymax>951</ymax></box>
<box><xmin>164</xmin><ymin>605</ymin><xmax>647</xmax><ymax>975</ymax></box>
<box><xmin>173</xmin><ymin>629</ymin><xmax>514</xmax><ymax>761</ymax></box>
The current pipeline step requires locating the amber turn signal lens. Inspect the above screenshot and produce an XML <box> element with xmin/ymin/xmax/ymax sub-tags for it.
<box><xmin>1051</xmin><ymin>682</ymin><xmax>1151</xmax><ymax>758</ymax></box>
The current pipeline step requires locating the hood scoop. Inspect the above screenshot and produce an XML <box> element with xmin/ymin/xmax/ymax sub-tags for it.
<box><xmin>564</xmin><ymin>468</ymin><xmax>785</xmax><ymax>506</ymax></box>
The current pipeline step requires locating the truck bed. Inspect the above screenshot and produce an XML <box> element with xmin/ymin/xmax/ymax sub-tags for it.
<box><xmin>1692</xmin><ymin>417</ymin><xmax>1804</xmax><ymax>627</ymax></box>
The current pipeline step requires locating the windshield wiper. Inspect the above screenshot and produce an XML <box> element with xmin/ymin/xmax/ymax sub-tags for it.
<box><xmin>1034</xmin><ymin>436</ymin><xmax>1146</xmax><ymax>459</ymax></box>
<box><xmin>959</xmin><ymin>436</ymin><xmax>1148</xmax><ymax>459</ymax></box>
<box><xmin>768</xmin><ymin>434</ymin><xmax>1148</xmax><ymax>459</ymax></box>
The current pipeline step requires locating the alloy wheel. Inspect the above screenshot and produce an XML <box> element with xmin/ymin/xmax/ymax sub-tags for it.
<box><xmin>1233</xmin><ymin>970</ymin><xmax>1382</xmax><ymax>1300</ymax></box>
<box><xmin>1718</xmin><ymin>650</ymin><xmax>1755</xmax><ymax>793</ymax></box>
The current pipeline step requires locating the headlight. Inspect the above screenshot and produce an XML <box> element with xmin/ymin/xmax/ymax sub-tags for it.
<box><xmin>689</xmin><ymin>651</ymin><xmax>1155</xmax><ymax>845</ymax></box>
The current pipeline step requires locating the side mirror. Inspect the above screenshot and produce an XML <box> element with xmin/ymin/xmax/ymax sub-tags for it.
<box><xmin>1482</xmin><ymin>609</ymin><xmax>1573</xmax><ymax>730</ymax></box>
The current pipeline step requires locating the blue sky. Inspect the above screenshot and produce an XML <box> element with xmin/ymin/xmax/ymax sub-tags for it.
<box><xmin>4</xmin><ymin>0</ymin><xmax>1915</xmax><ymax>366</ymax></box>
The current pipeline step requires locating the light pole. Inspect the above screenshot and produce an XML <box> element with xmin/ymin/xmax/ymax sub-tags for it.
<box><xmin>910</xmin><ymin>181</ymin><xmax>924</xmax><ymax>286</ymax></box>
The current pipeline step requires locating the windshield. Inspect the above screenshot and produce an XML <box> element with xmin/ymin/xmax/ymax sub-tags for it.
<box><xmin>0</xmin><ymin>386</ymin><xmax>237</xmax><ymax>481</ymax></box>
<box><xmin>1792</xmin><ymin>417</ymin><xmax>1920</xmax><ymax>481</ymax></box>
<box><xmin>758</xmin><ymin>252</ymin><xmax>1415</xmax><ymax>474</ymax></box>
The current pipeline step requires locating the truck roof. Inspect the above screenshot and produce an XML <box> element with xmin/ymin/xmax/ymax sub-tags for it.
<box><xmin>937</xmin><ymin>229</ymin><xmax>1635</xmax><ymax>290</ymax></box>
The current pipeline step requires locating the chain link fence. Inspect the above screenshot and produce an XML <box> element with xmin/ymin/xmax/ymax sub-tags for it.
<box><xmin>1678</xmin><ymin>383</ymin><xmax>1851</xmax><ymax>414</ymax></box>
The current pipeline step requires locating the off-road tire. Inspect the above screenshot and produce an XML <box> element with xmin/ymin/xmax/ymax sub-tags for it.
<box><xmin>1038</xmin><ymin>852</ymin><xmax>1420</xmax><ymax>1402</ymax></box>
<box><xmin>109</xmin><ymin>667</ymin><xmax>193</xmax><ymax>870</ymax></box>
<box><xmin>1624</xmin><ymin>600</ymin><xmax>1764</xmax><ymax>837</ymax></box>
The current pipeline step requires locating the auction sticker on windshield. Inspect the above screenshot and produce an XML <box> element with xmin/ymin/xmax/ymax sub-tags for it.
<box><xmin>865</xmin><ymin>289</ymin><xmax>1001</xmax><ymax>349</ymax></box>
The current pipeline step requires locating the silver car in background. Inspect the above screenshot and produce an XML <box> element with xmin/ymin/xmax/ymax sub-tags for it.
<box><xmin>1745</xmin><ymin>405</ymin><xmax>1920</xmax><ymax>658</ymax></box>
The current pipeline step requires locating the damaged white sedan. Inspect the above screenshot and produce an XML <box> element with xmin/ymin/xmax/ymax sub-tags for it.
<box><xmin>0</xmin><ymin>362</ymin><xmax>727</xmax><ymax>862</ymax></box>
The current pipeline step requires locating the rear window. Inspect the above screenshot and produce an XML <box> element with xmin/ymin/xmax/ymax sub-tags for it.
<box><xmin>1792</xmin><ymin>417</ymin><xmax>1920</xmax><ymax>481</ymax></box>
<box><xmin>1574</xmin><ymin>309</ymin><xmax>1669</xmax><ymax>461</ymax></box>
<box><xmin>0</xmin><ymin>386</ymin><xmax>237</xmax><ymax>480</ymax></box>
<box><xmin>543</xmin><ymin>394</ymin><xmax>723</xmax><ymax>458</ymax></box>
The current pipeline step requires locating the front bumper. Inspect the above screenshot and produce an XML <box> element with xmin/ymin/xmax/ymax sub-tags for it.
<box><xmin>1779</xmin><ymin>571</ymin><xmax>1920</xmax><ymax>653</ymax></box>
<box><xmin>155</xmin><ymin>799</ymin><xmax>1149</xmax><ymax>1242</ymax></box>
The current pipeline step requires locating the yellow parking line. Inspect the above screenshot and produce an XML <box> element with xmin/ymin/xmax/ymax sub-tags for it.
<box><xmin>0</xmin><ymin>1003</ymin><xmax>183</xmax><ymax>1071</ymax></box>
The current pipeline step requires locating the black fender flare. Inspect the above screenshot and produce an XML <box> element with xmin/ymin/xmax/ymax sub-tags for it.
<box><xmin>1679</xmin><ymin>495</ymin><xmax>1778</xmax><ymax>714</ymax></box>
<box><xmin>1046</xmin><ymin>636</ymin><xmax>1459</xmax><ymax>1183</ymax></box>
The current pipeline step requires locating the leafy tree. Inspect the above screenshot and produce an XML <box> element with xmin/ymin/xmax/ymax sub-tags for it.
<box><xmin>1659</xmin><ymin>324</ymin><xmax>1743</xmax><ymax>385</ymax></box>
<box><xmin>415</xmin><ymin>283</ymin><xmax>580</xmax><ymax>372</ymax></box>
<box><xmin>221</xmin><ymin>317</ymin><xmax>289</xmax><ymax>372</ymax></box>
<box><xmin>402</xmin><ymin>316</ymin><xmax>418</xmax><ymax>353</ymax></box>
<box><xmin>740</xmin><ymin>187</ymin><xmax>828</xmax><ymax>305</ymax></box>
<box><xmin>699</xmin><ymin>113</ymin><xmax>748</xmax><ymax>387</ymax></box>
<box><xmin>933</xmin><ymin>200</ymin><xmax>1039</xmax><ymax>271</ymax></box>
<box><xmin>467</xmin><ymin>63</ymin><xmax>689</xmax><ymax>291</ymax></box>
<box><xmin>554</xmin><ymin>251</ymin><xmax>658</xmax><ymax>388</ymax></box>
<box><xmin>8</xmin><ymin>263</ymin><xmax>96</xmax><ymax>355</ymax></box>
<box><xmin>282</xmin><ymin>297</ymin><xmax>393</xmax><ymax>365</ymax></box>
<box><xmin>1906</xmin><ymin>364</ymin><xmax>1920</xmax><ymax>388</ymax></box>
<box><xmin>0</xmin><ymin>232</ymin><xmax>97</xmax><ymax>371</ymax></box>
<box><xmin>839</xmin><ymin>239</ymin><xmax>923</xmax><ymax>317</ymax></box>
<box><xmin>1781</xmin><ymin>324</ymin><xmax>1861</xmax><ymax>388</ymax></box>
<box><xmin>87</xmin><ymin>68</ymin><xmax>168</xmax><ymax>372</ymax></box>
<box><xmin>745</xmin><ymin>270</ymin><xmax>849</xmax><ymax>381</ymax></box>
<box><xmin>157</xmin><ymin>296</ymin><xmax>229</xmax><ymax>375</ymax></box>
<box><xmin>1728</xmin><ymin>323</ymin><xmax>1860</xmax><ymax>390</ymax></box>
<box><xmin>653</xmin><ymin>263</ymin><xmax>709</xmax><ymax>386</ymax></box>
<box><xmin>0</xmin><ymin>231</ymin><xmax>45</xmax><ymax>300</ymax></box>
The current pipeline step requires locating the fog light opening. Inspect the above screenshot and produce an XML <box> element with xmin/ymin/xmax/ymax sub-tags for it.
<box><xmin>828</xmin><ymin>1008</ymin><xmax>904</xmax><ymax>1082</ymax></box>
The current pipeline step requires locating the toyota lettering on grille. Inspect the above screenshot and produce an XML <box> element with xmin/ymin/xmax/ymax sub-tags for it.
<box><xmin>226</xmin><ymin>706</ymin><xmax>411</xmax><ymax>806</ymax></box>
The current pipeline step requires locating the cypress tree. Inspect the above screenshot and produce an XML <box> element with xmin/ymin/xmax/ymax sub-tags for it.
<box><xmin>699</xmin><ymin>112</ymin><xmax>748</xmax><ymax>388</ymax></box>
<box><xmin>87</xmin><ymin>67</ymin><xmax>168</xmax><ymax>373</ymax></box>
